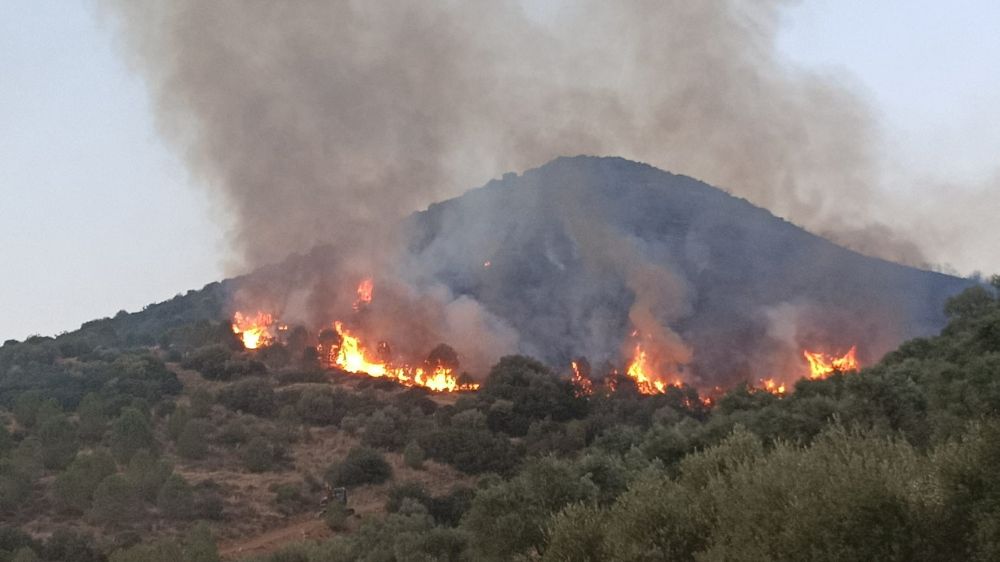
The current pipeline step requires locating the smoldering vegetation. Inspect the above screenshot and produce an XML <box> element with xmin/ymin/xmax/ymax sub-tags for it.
<box><xmin>223</xmin><ymin>157</ymin><xmax>975</xmax><ymax>387</ymax></box>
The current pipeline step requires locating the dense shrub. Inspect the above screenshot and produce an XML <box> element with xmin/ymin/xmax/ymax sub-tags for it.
<box><xmin>217</xmin><ymin>378</ymin><xmax>276</xmax><ymax>417</ymax></box>
<box><xmin>177</xmin><ymin>419</ymin><xmax>212</xmax><ymax>460</ymax></box>
<box><xmin>54</xmin><ymin>450</ymin><xmax>117</xmax><ymax>512</ymax></box>
<box><xmin>326</xmin><ymin>447</ymin><xmax>392</xmax><ymax>487</ymax></box>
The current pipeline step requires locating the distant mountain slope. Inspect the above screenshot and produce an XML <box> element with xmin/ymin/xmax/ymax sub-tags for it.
<box><xmin>37</xmin><ymin>156</ymin><xmax>975</xmax><ymax>388</ymax></box>
<box><xmin>402</xmin><ymin>156</ymin><xmax>975</xmax><ymax>385</ymax></box>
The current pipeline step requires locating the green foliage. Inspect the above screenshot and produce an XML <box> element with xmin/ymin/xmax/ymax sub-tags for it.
<box><xmin>177</xmin><ymin>419</ymin><xmax>212</xmax><ymax>460</ymax></box>
<box><xmin>156</xmin><ymin>474</ymin><xmax>195</xmax><ymax>519</ymax></box>
<box><xmin>0</xmin><ymin>461</ymin><xmax>31</xmax><ymax>513</ymax></box>
<box><xmin>242</xmin><ymin>436</ymin><xmax>278</xmax><ymax>473</ymax></box>
<box><xmin>323</xmin><ymin>502</ymin><xmax>350</xmax><ymax>532</ymax></box>
<box><xmin>109</xmin><ymin>407</ymin><xmax>155</xmax><ymax>463</ymax></box>
<box><xmin>37</xmin><ymin>415</ymin><xmax>79</xmax><ymax>470</ymax></box>
<box><xmin>217</xmin><ymin>378</ymin><xmax>276</xmax><ymax>417</ymax></box>
<box><xmin>462</xmin><ymin>456</ymin><xmax>599</xmax><ymax>560</ymax></box>
<box><xmin>419</xmin><ymin>426</ymin><xmax>521</xmax><ymax>475</ymax></box>
<box><xmin>326</xmin><ymin>446</ymin><xmax>392</xmax><ymax>487</ymax></box>
<box><xmin>76</xmin><ymin>393</ymin><xmax>108</xmax><ymax>441</ymax></box>
<box><xmin>89</xmin><ymin>474</ymin><xmax>143</xmax><ymax>526</ymax></box>
<box><xmin>54</xmin><ymin>450</ymin><xmax>116</xmax><ymax>512</ymax></box>
<box><xmin>360</xmin><ymin>406</ymin><xmax>411</xmax><ymax>450</ymax></box>
<box><xmin>123</xmin><ymin>450</ymin><xmax>172</xmax><ymax>502</ymax></box>
<box><xmin>108</xmin><ymin>522</ymin><xmax>218</xmax><ymax>562</ymax></box>
<box><xmin>40</xmin><ymin>528</ymin><xmax>101</xmax><ymax>562</ymax></box>
<box><xmin>271</xmin><ymin>482</ymin><xmax>310</xmax><ymax>516</ymax></box>
<box><xmin>480</xmin><ymin>355</ymin><xmax>586</xmax><ymax>436</ymax></box>
<box><xmin>402</xmin><ymin>440</ymin><xmax>425</xmax><ymax>470</ymax></box>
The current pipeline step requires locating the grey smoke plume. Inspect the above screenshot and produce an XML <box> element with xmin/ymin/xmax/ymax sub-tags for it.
<box><xmin>100</xmin><ymin>0</ymin><xmax>902</xmax><ymax>268</ymax></box>
<box><xmin>100</xmin><ymin>0</ymin><xmax>989</xmax><ymax>380</ymax></box>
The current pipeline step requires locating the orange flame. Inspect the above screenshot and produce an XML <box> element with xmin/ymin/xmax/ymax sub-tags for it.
<box><xmin>624</xmin><ymin>343</ymin><xmax>681</xmax><ymax>395</ymax></box>
<box><xmin>354</xmin><ymin>278</ymin><xmax>374</xmax><ymax>310</ymax></box>
<box><xmin>760</xmin><ymin>378</ymin><xmax>787</xmax><ymax>395</ymax></box>
<box><xmin>231</xmin><ymin>311</ymin><xmax>274</xmax><ymax>350</ymax></box>
<box><xmin>570</xmin><ymin>361</ymin><xmax>594</xmax><ymax>397</ymax></box>
<box><xmin>803</xmin><ymin>346</ymin><xmax>859</xmax><ymax>379</ymax></box>
<box><xmin>330</xmin><ymin>322</ymin><xmax>478</xmax><ymax>392</ymax></box>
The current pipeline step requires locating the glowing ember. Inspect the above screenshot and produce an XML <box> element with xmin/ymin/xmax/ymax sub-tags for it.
<box><xmin>625</xmin><ymin>342</ymin><xmax>679</xmax><ymax>395</ymax></box>
<box><xmin>760</xmin><ymin>378</ymin><xmax>787</xmax><ymax>395</ymax></box>
<box><xmin>571</xmin><ymin>361</ymin><xmax>594</xmax><ymax>397</ymax></box>
<box><xmin>330</xmin><ymin>322</ymin><xmax>478</xmax><ymax>392</ymax></box>
<box><xmin>354</xmin><ymin>278</ymin><xmax>374</xmax><ymax>310</ymax></box>
<box><xmin>803</xmin><ymin>346</ymin><xmax>859</xmax><ymax>379</ymax></box>
<box><xmin>231</xmin><ymin>311</ymin><xmax>274</xmax><ymax>350</ymax></box>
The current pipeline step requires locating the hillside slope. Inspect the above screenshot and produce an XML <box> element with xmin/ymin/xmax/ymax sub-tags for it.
<box><xmin>403</xmin><ymin>156</ymin><xmax>974</xmax><ymax>384</ymax></box>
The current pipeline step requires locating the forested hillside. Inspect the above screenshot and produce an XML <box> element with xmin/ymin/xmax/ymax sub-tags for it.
<box><xmin>0</xmin><ymin>277</ymin><xmax>998</xmax><ymax>560</ymax></box>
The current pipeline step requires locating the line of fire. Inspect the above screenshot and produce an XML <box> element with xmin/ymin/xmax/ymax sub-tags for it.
<box><xmin>230</xmin><ymin>278</ymin><xmax>861</xmax><ymax>402</ymax></box>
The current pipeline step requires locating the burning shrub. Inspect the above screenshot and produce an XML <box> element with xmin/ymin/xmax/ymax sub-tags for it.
<box><xmin>326</xmin><ymin>446</ymin><xmax>392</xmax><ymax>487</ymax></box>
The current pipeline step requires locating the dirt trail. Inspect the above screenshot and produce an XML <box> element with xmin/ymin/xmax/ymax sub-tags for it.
<box><xmin>219</xmin><ymin>516</ymin><xmax>329</xmax><ymax>560</ymax></box>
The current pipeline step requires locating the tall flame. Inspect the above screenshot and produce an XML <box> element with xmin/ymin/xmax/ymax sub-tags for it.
<box><xmin>232</xmin><ymin>311</ymin><xmax>274</xmax><ymax>350</ymax></box>
<box><xmin>571</xmin><ymin>361</ymin><xmax>594</xmax><ymax>397</ymax></box>
<box><xmin>803</xmin><ymin>346</ymin><xmax>859</xmax><ymax>379</ymax></box>
<box><xmin>354</xmin><ymin>277</ymin><xmax>374</xmax><ymax>310</ymax></box>
<box><xmin>624</xmin><ymin>343</ymin><xmax>680</xmax><ymax>395</ymax></box>
<box><xmin>330</xmin><ymin>322</ymin><xmax>478</xmax><ymax>392</ymax></box>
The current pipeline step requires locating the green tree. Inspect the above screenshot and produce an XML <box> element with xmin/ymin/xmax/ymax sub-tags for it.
<box><xmin>54</xmin><ymin>450</ymin><xmax>117</xmax><ymax>512</ymax></box>
<box><xmin>403</xmin><ymin>440</ymin><xmax>425</xmax><ymax>470</ymax></box>
<box><xmin>90</xmin><ymin>474</ymin><xmax>143</xmax><ymax>526</ymax></box>
<box><xmin>76</xmin><ymin>393</ymin><xmax>108</xmax><ymax>441</ymax></box>
<box><xmin>156</xmin><ymin>474</ymin><xmax>195</xmax><ymax>519</ymax></box>
<box><xmin>38</xmin><ymin>415</ymin><xmax>79</xmax><ymax>470</ymax></box>
<box><xmin>177</xmin><ymin>419</ymin><xmax>212</xmax><ymax>460</ymax></box>
<box><xmin>123</xmin><ymin>450</ymin><xmax>171</xmax><ymax>502</ymax></box>
<box><xmin>0</xmin><ymin>460</ymin><xmax>31</xmax><ymax>513</ymax></box>
<box><xmin>109</xmin><ymin>407</ymin><xmax>155</xmax><ymax>462</ymax></box>
<box><xmin>241</xmin><ymin>436</ymin><xmax>276</xmax><ymax>473</ymax></box>
<box><xmin>326</xmin><ymin>446</ymin><xmax>392</xmax><ymax>487</ymax></box>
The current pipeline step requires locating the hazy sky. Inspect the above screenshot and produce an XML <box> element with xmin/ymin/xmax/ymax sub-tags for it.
<box><xmin>1</xmin><ymin>0</ymin><xmax>998</xmax><ymax>342</ymax></box>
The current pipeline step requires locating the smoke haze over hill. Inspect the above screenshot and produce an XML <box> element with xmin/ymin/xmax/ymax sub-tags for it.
<box><xmin>97</xmin><ymin>0</ymin><xmax>993</xmax><ymax>274</ymax></box>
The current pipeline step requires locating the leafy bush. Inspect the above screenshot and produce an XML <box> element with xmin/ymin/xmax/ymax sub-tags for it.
<box><xmin>54</xmin><ymin>450</ymin><xmax>117</xmax><ymax>512</ymax></box>
<box><xmin>109</xmin><ymin>407</ymin><xmax>155</xmax><ymax>462</ymax></box>
<box><xmin>177</xmin><ymin>419</ymin><xmax>212</xmax><ymax>460</ymax></box>
<box><xmin>157</xmin><ymin>475</ymin><xmax>195</xmax><ymax>519</ymax></box>
<box><xmin>326</xmin><ymin>447</ymin><xmax>392</xmax><ymax>487</ymax></box>
<box><xmin>217</xmin><ymin>378</ymin><xmax>276</xmax><ymax>417</ymax></box>
<box><xmin>403</xmin><ymin>441</ymin><xmax>425</xmax><ymax>470</ymax></box>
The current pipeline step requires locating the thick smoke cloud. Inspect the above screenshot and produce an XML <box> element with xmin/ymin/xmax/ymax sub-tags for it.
<box><xmin>100</xmin><ymin>0</ymin><xmax>905</xmax><ymax>268</ymax></box>
<box><xmin>100</xmin><ymin>0</ymin><xmax>990</xmax><ymax>380</ymax></box>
